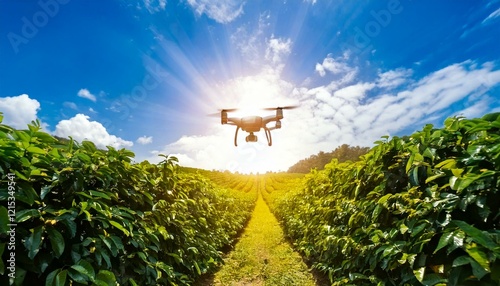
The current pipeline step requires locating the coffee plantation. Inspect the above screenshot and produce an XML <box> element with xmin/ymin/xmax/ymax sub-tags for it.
<box><xmin>1</xmin><ymin>112</ymin><xmax>499</xmax><ymax>285</ymax></box>
<box><xmin>0</xmin><ymin>114</ymin><xmax>255</xmax><ymax>285</ymax></box>
<box><xmin>270</xmin><ymin>113</ymin><xmax>500</xmax><ymax>285</ymax></box>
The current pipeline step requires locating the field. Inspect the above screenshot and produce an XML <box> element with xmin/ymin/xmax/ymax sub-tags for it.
<box><xmin>1</xmin><ymin>112</ymin><xmax>500</xmax><ymax>285</ymax></box>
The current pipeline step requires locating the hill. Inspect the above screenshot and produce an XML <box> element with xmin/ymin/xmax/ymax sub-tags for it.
<box><xmin>287</xmin><ymin>144</ymin><xmax>370</xmax><ymax>173</ymax></box>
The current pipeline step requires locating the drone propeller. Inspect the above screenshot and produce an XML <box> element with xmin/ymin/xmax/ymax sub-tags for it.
<box><xmin>263</xmin><ymin>105</ymin><xmax>299</xmax><ymax>111</ymax></box>
<box><xmin>207</xmin><ymin>108</ymin><xmax>239</xmax><ymax>117</ymax></box>
<box><xmin>221</xmin><ymin>108</ymin><xmax>239</xmax><ymax>112</ymax></box>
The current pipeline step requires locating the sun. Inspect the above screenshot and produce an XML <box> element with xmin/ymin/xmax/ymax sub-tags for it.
<box><xmin>207</xmin><ymin>69</ymin><xmax>294</xmax><ymax>118</ymax></box>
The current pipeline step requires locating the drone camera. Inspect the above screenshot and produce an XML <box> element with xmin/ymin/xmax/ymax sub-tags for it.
<box><xmin>246</xmin><ymin>134</ymin><xmax>258</xmax><ymax>142</ymax></box>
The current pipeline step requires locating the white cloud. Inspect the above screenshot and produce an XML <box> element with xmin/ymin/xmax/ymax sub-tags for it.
<box><xmin>137</xmin><ymin>135</ymin><xmax>153</xmax><ymax>145</ymax></box>
<box><xmin>315</xmin><ymin>54</ymin><xmax>354</xmax><ymax>77</ymax></box>
<box><xmin>149</xmin><ymin>59</ymin><xmax>500</xmax><ymax>173</ymax></box>
<box><xmin>455</xmin><ymin>96</ymin><xmax>492</xmax><ymax>119</ymax></box>
<box><xmin>64</xmin><ymin>101</ymin><xmax>78</xmax><ymax>110</ymax></box>
<box><xmin>54</xmin><ymin>114</ymin><xmax>133</xmax><ymax>149</ymax></box>
<box><xmin>0</xmin><ymin>94</ymin><xmax>41</xmax><ymax>129</ymax></box>
<box><xmin>187</xmin><ymin>0</ymin><xmax>245</xmax><ymax>23</ymax></box>
<box><xmin>376</xmin><ymin>68</ymin><xmax>413</xmax><ymax>88</ymax></box>
<box><xmin>482</xmin><ymin>7</ymin><xmax>500</xmax><ymax>24</ymax></box>
<box><xmin>89</xmin><ymin>107</ymin><xmax>97</xmax><ymax>113</ymax></box>
<box><xmin>143</xmin><ymin>0</ymin><xmax>166</xmax><ymax>13</ymax></box>
<box><xmin>265</xmin><ymin>36</ymin><xmax>292</xmax><ymax>66</ymax></box>
<box><xmin>231</xmin><ymin>14</ymin><xmax>276</xmax><ymax>68</ymax></box>
<box><xmin>77</xmin><ymin>88</ymin><xmax>96</xmax><ymax>102</ymax></box>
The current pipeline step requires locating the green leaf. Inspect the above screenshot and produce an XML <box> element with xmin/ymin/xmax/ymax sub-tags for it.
<box><xmin>81</xmin><ymin>140</ymin><xmax>97</xmax><ymax>152</ymax></box>
<box><xmin>452</xmin><ymin>255</ymin><xmax>471</xmax><ymax>267</ymax></box>
<box><xmin>78</xmin><ymin>260</ymin><xmax>95</xmax><ymax>279</ymax></box>
<box><xmin>47</xmin><ymin>227</ymin><xmax>65</xmax><ymax>258</ymax></box>
<box><xmin>55</xmin><ymin>270</ymin><xmax>68</xmax><ymax>286</ymax></box>
<box><xmin>409</xmin><ymin>166</ymin><xmax>420</xmax><ymax>186</ymax></box>
<box><xmin>434</xmin><ymin>231</ymin><xmax>453</xmax><ymax>254</ymax></box>
<box><xmin>425</xmin><ymin>172</ymin><xmax>446</xmax><ymax>184</ymax></box>
<box><xmin>109</xmin><ymin>235</ymin><xmax>124</xmax><ymax>251</ymax></box>
<box><xmin>449</xmin><ymin>230</ymin><xmax>465</xmax><ymax>254</ymax></box>
<box><xmin>413</xmin><ymin>266</ymin><xmax>425</xmax><ymax>282</ymax></box>
<box><xmin>69</xmin><ymin>260</ymin><xmax>95</xmax><ymax>283</ymax></box>
<box><xmin>33</xmin><ymin>131</ymin><xmax>56</xmax><ymax>143</ymax></box>
<box><xmin>450</xmin><ymin>176</ymin><xmax>476</xmax><ymax>192</ymax></box>
<box><xmin>193</xmin><ymin>261</ymin><xmax>201</xmax><ymax>275</ymax></box>
<box><xmin>137</xmin><ymin>251</ymin><xmax>147</xmax><ymax>262</ymax></box>
<box><xmin>452</xmin><ymin>220</ymin><xmax>497</xmax><ymax>251</ymax></box>
<box><xmin>99</xmin><ymin>249</ymin><xmax>112</xmax><ymax>268</ymax></box>
<box><xmin>481</xmin><ymin>112</ymin><xmax>500</xmax><ymax>122</ymax></box>
<box><xmin>435</xmin><ymin>158</ymin><xmax>456</xmax><ymax>169</ymax></box>
<box><xmin>82</xmin><ymin>210</ymin><xmax>92</xmax><ymax>221</ymax></box>
<box><xmin>406</xmin><ymin>153</ymin><xmax>415</xmax><ymax>173</ymax></box>
<box><xmin>465</xmin><ymin>244</ymin><xmax>490</xmax><ymax>272</ymax></box>
<box><xmin>40</xmin><ymin>185</ymin><xmax>52</xmax><ymax>200</ymax></box>
<box><xmin>94</xmin><ymin>270</ymin><xmax>116</xmax><ymax>286</ymax></box>
<box><xmin>68</xmin><ymin>267</ymin><xmax>90</xmax><ymax>284</ymax></box>
<box><xmin>14</xmin><ymin>267</ymin><xmax>27</xmax><ymax>286</ymax></box>
<box><xmin>423</xmin><ymin>147</ymin><xmax>434</xmax><ymax>160</ymax></box>
<box><xmin>469</xmin><ymin>258</ymin><xmax>488</xmax><ymax>279</ymax></box>
<box><xmin>61</xmin><ymin>219</ymin><xmax>77</xmax><ymax>238</ymax></box>
<box><xmin>26</xmin><ymin>146</ymin><xmax>47</xmax><ymax>154</ymax></box>
<box><xmin>109</xmin><ymin>220</ymin><xmax>130</xmax><ymax>236</ymax></box>
<box><xmin>27</xmin><ymin>225</ymin><xmax>43</xmax><ymax>260</ymax></box>
<box><xmin>76</xmin><ymin>152</ymin><xmax>91</xmax><ymax>163</ymax></box>
<box><xmin>378</xmin><ymin>193</ymin><xmax>392</xmax><ymax>205</ymax></box>
<box><xmin>90</xmin><ymin>190</ymin><xmax>112</xmax><ymax>200</ymax></box>
<box><xmin>422</xmin><ymin>273</ymin><xmax>446</xmax><ymax>285</ymax></box>
<box><xmin>156</xmin><ymin>261</ymin><xmax>174</xmax><ymax>276</ymax></box>
<box><xmin>103</xmin><ymin>236</ymin><xmax>118</xmax><ymax>256</ymax></box>
<box><xmin>45</xmin><ymin>269</ymin><xmax>60</xmax><ymax>286</ymax></box>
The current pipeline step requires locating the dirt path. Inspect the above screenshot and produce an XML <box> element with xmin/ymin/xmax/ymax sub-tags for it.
<box><xmin>199</xmin><ymin>192</ymin><xmax>319</xmax><ymax>286</ymax></box>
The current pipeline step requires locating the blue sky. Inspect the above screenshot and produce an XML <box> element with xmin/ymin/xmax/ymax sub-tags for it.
<box><xmin>1</xmin><ymin>0</ymin><xmax>500</xmax><ymax>173</ymax></box>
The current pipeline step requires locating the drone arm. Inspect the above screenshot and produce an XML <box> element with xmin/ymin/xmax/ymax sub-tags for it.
<box><xmin>226</xmin><ymin>117</ymin><xmax>241</xmax><ymax>126</ymax></box>
<box><xmin>262</xmin><ymin>115</ymin><xmax>277</xmax><ymax>125</ymax></box>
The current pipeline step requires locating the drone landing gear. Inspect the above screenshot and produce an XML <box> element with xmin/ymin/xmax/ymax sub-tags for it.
<box><xmin>264</xmin><ymin>127</ymin><xmax>272</xmax><ymax>146</ymax></box>
<box><xmin>234</xmin><ymin>126</ymin><xmax>240</xmax><ymax>146</ymax></box>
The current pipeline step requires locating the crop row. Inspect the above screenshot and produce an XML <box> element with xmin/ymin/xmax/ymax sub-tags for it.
<box><xmin>271</xmin><ymin>113</ymin><xmax>500</xmax><ymax>285</ymax></box>
<box><xmin>0</xmin><ymin>115</ymin><xmax>255</xmax><ymax>286</ymax></box>
<box><xmin>181</xmin><ymin>167</ymin><xmax>261</xmax><ymax>195</ymax></box>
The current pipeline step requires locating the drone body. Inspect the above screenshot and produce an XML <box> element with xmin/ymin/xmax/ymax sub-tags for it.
<box><xmin>216</xmin><ymin>106</ymin><xmax>296</xmax><ymax>146</ymax></box>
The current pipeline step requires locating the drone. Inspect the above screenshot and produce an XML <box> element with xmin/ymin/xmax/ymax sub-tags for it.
<box><xmin>211</xmin><ymin>106</ymin><xmax>297</xmax><ymax>146</ymax></box>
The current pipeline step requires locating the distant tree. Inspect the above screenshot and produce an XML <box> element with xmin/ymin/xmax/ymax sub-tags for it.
<box><xmin>54</xmin><ymin>135</ymin><xmax>71</xmax><ymax>145</ymax></box>
<box><xmin>287</xmin><ymin>144</ymin><xmax>370</xmax><ymax>173</ymax></box>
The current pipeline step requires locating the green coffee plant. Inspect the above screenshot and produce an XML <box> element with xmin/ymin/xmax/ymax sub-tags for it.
<box><xmin>274</xmin><ymin>113</ymin><xmax>500</xmax><ymax>285</ymax></box>
<box><xmin>0</xmin><ymin>113</ymin><xmax>254</xmax><ymax>286</ymax></box>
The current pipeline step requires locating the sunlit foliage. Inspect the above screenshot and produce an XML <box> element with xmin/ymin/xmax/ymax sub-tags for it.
<box><xmin>273</xmin><ymin>113</ymin><xmax>500</xmax><ymax>285</ymax></box>
<box><xmin>0</xmin><ymin>113</ymin><xmax>255</xmax><ymax>286</ymax></box>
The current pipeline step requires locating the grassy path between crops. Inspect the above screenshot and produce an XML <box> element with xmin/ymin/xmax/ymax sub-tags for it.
<box><xmin>197</xmin><ymin>192</ymin><xmax>321</xmax><ymax>286</ymax></box>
